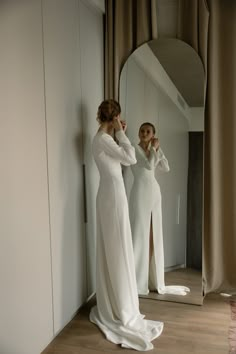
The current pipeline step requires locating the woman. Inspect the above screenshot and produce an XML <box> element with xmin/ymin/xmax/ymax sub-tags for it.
<box><xmin>129</xmin><ymin>122</ymin><xmax>190</xmax><ymax>296</ymax></box>
<box><xmin>89</xmin><ymin>101</ymin><xmax>163</xmax><ymax>351</ymax></box>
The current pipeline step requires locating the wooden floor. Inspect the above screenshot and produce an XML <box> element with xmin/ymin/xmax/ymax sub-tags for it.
<box><xmin>42</xmin><ymin>293</ymin><xmax>231</xmax><ymax>354</ymax></box>
<box><xmin>142</xmin><ymin>268</ymin><xmax>203</xmax><ymax>305</ymax></box>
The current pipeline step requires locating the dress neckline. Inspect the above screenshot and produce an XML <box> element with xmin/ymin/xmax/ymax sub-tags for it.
<box><xmin>137</xmin><ymin>144</ymin><xmax>150</xmax><ymax>158</ymax></box>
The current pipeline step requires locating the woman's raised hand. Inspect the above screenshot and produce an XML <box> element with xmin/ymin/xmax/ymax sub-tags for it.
<box><xmin>151</xmin><ymin>137</ymin><xmax>160</xmax><ymax>151</ymax></box>
<box><xmin>113</xmin><ymin>116</ymin><xmax>122</xmax><ymax>131</ymax></box>
<box><xmin>120</xmin><ymin>120</ymin><xmax>127</xmax><ymax>133</ymax></box>
<box><xmin>113</xmin><ymin>116</ymin><xmax>127</xmax><ymax>132</ymax></box>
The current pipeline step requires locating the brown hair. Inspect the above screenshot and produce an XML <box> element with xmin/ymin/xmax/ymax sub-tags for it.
<box><xmin>97</xmin><ymin>99</ymin><xmax>121</xmax><ymax>124</ymax></box>
<box><xmin>139</xmin><ymin>122</ymin><xmax>156</xmax><ymax>135</ymax></box>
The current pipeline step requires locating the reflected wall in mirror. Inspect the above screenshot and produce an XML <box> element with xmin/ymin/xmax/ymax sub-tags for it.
<box><xmin>119</xmin><ymin>39</ymin><xmax>205</xmax><ymax>305</ymax></box>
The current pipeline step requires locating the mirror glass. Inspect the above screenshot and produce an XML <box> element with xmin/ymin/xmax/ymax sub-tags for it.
<box><xmin>119</xmin><ymin>39</ymin><xmax>205</xmax><ymax>305</ymax></box>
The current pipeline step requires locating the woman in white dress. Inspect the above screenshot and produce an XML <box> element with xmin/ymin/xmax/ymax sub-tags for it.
<box><xmin>129</xmin><ymin>122</ymin><xmax>190</xmax><ymax>296</ymax></box>
<box><xmin>89</xmin><ymin>101</ymin><xmax>163</xmax><ymax>351</ymax></box>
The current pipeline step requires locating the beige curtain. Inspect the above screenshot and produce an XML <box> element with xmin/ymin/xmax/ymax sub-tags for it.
<box><xmin>105</xmin><ymin>0</ymin><xmax>236</xmax><ymax>295</ymax></box>
<box><xmin>179</xmin><ymin>0</ymin><xmax>236</xmax><ymax>294</ymax></box>
<box><xmin>105</xmin><ymin>0</ymin><xmax>158</xmax><ymax>100</ymax></box>
<box><xmin>202</xmin><ymin>0</ymin><xmax>236</xmax><ymax>294</ymax></box>
<box><xmin>177</xmin><ymin>0</ymin><xmax>209</xmax><ymax>76</ymax></box>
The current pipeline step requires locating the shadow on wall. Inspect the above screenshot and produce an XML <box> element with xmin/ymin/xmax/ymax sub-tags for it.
<box><xmin>78</xmin><ymin>102</ymin><xmax>97</xmax><ymax>298</ymax></box>
<box><xmin>60</xmin><ymin>105</ymin><xmax>87</xmax><ymax>329</ymax></box>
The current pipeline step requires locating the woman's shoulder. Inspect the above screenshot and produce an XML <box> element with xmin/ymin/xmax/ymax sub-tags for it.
<box><xmin>96</xmin><ymin>130</ymin><xmax>114</xmax><ymax>143</ymax></box>
<box><xmin>93</xmin><ymin>130</ymin><xmax>114</xmax><ymax>149</ymax></box>
<box><xmin>93</xmin><ymin>130</ymin><xmax>105</xmax><ymax>140</ymax></box>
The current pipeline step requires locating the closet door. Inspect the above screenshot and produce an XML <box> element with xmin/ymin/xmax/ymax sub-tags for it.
<box><xmin>0</xmin><ymin>1</ymin><xmax>53</xmax><ymax>353</ymax></box>
<box><xmin>79</xmin><ymin>0</ymin><xmax>104</xmax><ymax>297</ymax></box>
<box><xmin>42</xmin><ymin>0</ymin><xmax>87</xmax><ymax>334</ymax></box>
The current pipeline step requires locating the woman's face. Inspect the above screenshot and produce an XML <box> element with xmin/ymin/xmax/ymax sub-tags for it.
<box><xmin>139</xmin><ymin>124</ymin><xmax>155</xmax><ymax>143</ymax></box>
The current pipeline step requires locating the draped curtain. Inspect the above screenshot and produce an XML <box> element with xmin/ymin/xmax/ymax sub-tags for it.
<box><xmin>105</xmin><ymin>0</ymin><xmax>236</xmax><ymax>295</ymax></box>
<box><xmin>177</xmin><ymin>0</ymin><xmax>236</xmax><ymax>294</ymax></box>
<box><xmin>202</xmin><ymin>0</ymin><xmax>236</xmax><ymax>294</ymax></box>
<box><xmin>177</xmin><ymin>0</ymin><xmax>209</xmax><ymax>74</ymax></box>
<box><xmin>105</xmin><ymin>0</ymin><xmax>158</xmax><ymax>99</ymax></box>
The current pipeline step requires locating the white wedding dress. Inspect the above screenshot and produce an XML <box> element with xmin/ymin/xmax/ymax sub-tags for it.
<box><xmin>90</xmin><ymin>130</ymin><xmax>163</xmax><ymax>351</ymax></box>
<box><xmin>129</xmin><ymin>144</ymin><xmax>190</xmax><ymax>296</ymax></box>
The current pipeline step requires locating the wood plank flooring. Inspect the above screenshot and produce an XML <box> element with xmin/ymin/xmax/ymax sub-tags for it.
<box><xmin>42</xmin><ymin>293</ymin><xmax>231</xmax><ymax>354</ymax></box>
<box><xmin>141</xmin><ymin>268</ymin><xmax>203</xmax><ymax>305</ymax></box>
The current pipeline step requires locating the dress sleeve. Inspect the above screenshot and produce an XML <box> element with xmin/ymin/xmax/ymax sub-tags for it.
<box><xmin>155</xmin><ymin>147</ymin><xmax>170</xmax><ymax>172</ymax></box>
<box><xmin>100</xmin><ymin>130</ymin><xmax>137</xmax><ymax>166</ymax></box>
<box><xmin>143</xmin><ymin>147</ymin><xmax>170</xmax><ymax>171</ymax></box>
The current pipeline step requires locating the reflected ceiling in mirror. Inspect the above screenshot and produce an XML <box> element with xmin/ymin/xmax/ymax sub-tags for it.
<box><xmin>148</xmin><ymin>38</ymin><xmax>205</xmax><ymax>107</ymax></box>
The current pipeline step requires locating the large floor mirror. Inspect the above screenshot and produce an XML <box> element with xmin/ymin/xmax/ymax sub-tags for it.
<box><xmin>119</xmin><ymin>39</ymin><xmax>205</xmax><ymax>305</ymax></box>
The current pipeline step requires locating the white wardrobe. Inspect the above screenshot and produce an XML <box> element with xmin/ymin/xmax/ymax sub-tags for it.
<box><xmin>0</xmin><ymin>1</ymin><xmax>103</xmax><ymax>353</ymax></box>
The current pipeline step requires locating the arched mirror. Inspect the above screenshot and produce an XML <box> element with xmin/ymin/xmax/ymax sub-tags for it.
<box><xmin>119</xmin><ymin>39</ymin><xmax>205</xmax><ymax>305</ymax></box>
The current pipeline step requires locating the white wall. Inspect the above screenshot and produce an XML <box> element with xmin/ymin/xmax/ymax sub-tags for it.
<box><xmin>78</xmin><ymin>0</ymin><xmax>103</xmax><ymax>297</ymax></box>
<box><xmin>89</xmin><ymin>0</ymin><xmax>105</xmax><ymax>12</ymax></box>
<box><xmin>157</xmin><ymin>94</ymin><xmax>188</xmax><ymax>266</ymax></box>
<box><xmin>0</xmin><ymin>0</ymin><xmax>103</xmax><ymax>353</ymax></box>
<box><xmin>42</xmin><ymin>0</ymin><xmax>87</xmax><ymax>336</ymax></box>
<box><xmin>120</xmin><ymin>55</ymin><xmax>189</xmax><ymax>268</ymax></box>
<box><xmin>0</xmin><ymin>1</ymin><xmax>53</xmax><ymax>353</ymax></box>
<box><xmin>188</xmin><ymin>107</ymin><xmax>205</xmax><ymax>131</ymax></box>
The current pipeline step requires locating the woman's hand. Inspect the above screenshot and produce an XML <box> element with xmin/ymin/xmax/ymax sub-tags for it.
<box><xmin>120</xmin><ymin>120</ymin><xmax>127</xmax><ymax>133</ymax></box>
<box><xmin>113</xmin><ymin>117</ymin><xmax>127</xmax><ymax>132</ymax></box>
<box><xmin>113</xmin><ymin>117</ymin><xmax>123</xmax><ymax>131</ymax></box>
<box><xmin>151</xmin><ymin>137</ymin><xmax>160</xmax><ymax>151</ymax></box>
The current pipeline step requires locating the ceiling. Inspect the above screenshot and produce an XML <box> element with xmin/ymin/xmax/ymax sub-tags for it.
<box><xmin>148</xmin><ymin>38</ymin><xmax>205</xmax><ymax>107</ymax></box>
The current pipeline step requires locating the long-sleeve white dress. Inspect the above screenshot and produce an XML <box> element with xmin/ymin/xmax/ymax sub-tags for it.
<box><xmin>89</xmin><ymin>130</ymin><xmax>163</xmax><ymax>351</ymax></box>
<box><xmin>129</xmin><ymin>144</ymin><xmax>190</xmax><ymax>296</ymax></box>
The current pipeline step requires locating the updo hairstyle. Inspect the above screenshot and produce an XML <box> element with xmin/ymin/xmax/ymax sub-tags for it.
<box><xmin>97</xmin><ymin>99</ymin><xmax>121</xmax><ymax>124</ymax></box>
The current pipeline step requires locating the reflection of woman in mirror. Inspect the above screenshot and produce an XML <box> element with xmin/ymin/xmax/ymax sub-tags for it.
<box><xmin>89</xmin><ymin>102</ymin><xmax>163</xmax><ymax>351</ymax></box>
<box><xmin>129</xmin><ymin>122</ymin><xmax>190</xmax><ymax>296</ymax></box>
